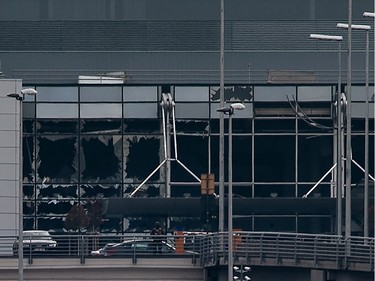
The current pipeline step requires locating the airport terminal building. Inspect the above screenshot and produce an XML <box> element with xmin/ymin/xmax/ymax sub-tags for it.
<box><xmin>0</xmin><ymin>0</ymin><xmax>373</xmax><ymax>236</ymax></box>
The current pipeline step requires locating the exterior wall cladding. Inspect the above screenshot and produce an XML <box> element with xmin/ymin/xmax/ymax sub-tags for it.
<box><xmin>0</xmin><ymin>0</ymin><xmax>373</xmax><ymax>235</ymax></box>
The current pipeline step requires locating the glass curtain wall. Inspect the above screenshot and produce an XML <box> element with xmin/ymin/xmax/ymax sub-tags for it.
<box><xmin>21</xmin><ymin>84</ymin><xmax>374</xmax><ymax>234</ymax></box>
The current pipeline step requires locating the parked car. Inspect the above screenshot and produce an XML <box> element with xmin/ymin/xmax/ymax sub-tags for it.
<box><xmin>91</xmin><ymin>238</ymin><xmax>198</xmax><ymax>257</ymax></box>
<box><xmin>13</xmin><ymin>230</ymin><xmax>58</xmax><ymax>256</ymax></box>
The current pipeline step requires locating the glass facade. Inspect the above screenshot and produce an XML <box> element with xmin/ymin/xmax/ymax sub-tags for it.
<box><xmin>21</xmin><ymin>84</ymin><xmax>374</xmax><ymax>234</ymax></box>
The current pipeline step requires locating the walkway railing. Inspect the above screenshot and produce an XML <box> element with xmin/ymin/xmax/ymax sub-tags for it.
<box><xmin>0</xmin><ymin>232</ymin><xmax>373</xmax><ymax>272</ymax></box>
<box><xmin>199</xmin><ymin>232</ymin><xmax>374</xmax><ymax>272</ymax></box>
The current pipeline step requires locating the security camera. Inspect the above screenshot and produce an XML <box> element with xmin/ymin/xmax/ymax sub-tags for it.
<box><xmin>20</xmin><ymin>88</ymin><xmax>37</xmax><ymax>96</ymax></box>
<box><xmin>244</xmin><ymin>276</ymin><xmax>251</xmax><ymax>281</ymax></box>
<box><xmin>243</xmin><ymin>266</ymin><xmax>251</xmax><ymax>271</ymax></box>
<box><xmin>230</xmin><ymin>103</ymin><xmax>245</xmax><ymax>110</ymax></box>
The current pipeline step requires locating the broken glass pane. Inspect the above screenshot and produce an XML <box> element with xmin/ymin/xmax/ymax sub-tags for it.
<box><xmin>210</xmin><ymin>86</ymin><xmax>253</xmax><ymax>102</ymax></box>
<box><xmin>23</xmin><ymin>136</ymin><xmax>34</xmax><ymax>182</ymax></box>
<box><xmin>37</xmin><ymin>120</ymin><xmax>78</xmax><ymax>134</ymax></box>
<box><xmin>175</xmin><ymin>120</ymin><xmax>209</xmax><ymax>133</ymax></box>
<box><xmin>81</xmin><ymin>184</ymin><xmax>121</xmax><ymax>198</ymax></box>
<box><xmin>81</xmin><ymin>135</ymin><xmax>122</xmax><ymax>183</ymax></box>
<box><xmin>37</xmin><ymin>200</ymin><xmax>74</xmax><ymax>215</ymax></box>
<box><xmin>23</xmin><ymin>120</ymin><xmax>34</xmax><ymax>134</ymax></box>
<box><xmin>24</xmin><ymin>201</ymin><xmax>35</xmax><ymax>215</ymax></box>
<box><xmin>81</xmin><ymin>119</ymin><xmax>121</xmax><ymax>134</ymax></box>
<box><xmin>124</xmin><ymin>135</ymin><xmax>160</xmax><ymax>182</ymax></box>
<box><xmin>37</xmin><ymin>217</ymin><xmax>65</xmax><ymax>231</ymax></box>
<box><xmin>124</xmin><ymin>119</ymin><xmax>160</xmax><ymax>134</ymax></box>
<box><xmin>170</xmin><ymin>135</ymin><xmax>208</xmax><ymax>182</ymax></box>
<box><xmin>37</xmin><ymin>184</ymin><xmax>78</xmax><ymax>199</ymax></box>
<box><xmin>37</xmin><ymin>135</ymin><xmax>78</xmax><ymax>183</ymax></box>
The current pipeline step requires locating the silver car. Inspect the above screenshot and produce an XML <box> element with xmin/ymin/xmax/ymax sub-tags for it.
<box><xmin>13</xmin><ymin>230</ymin><xmax>58</xmax><ymax>256</ymax></box>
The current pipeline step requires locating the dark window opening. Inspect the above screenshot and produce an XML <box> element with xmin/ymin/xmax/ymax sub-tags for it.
<box><xmin>81</xmin><ymin>136</ymin><xmax>121</xmax><ymax>182</ymax></box>
<box><xmin>37</xmin><ymin>136</ymin><xmax>77</xmax><ymax>182</ymax></box>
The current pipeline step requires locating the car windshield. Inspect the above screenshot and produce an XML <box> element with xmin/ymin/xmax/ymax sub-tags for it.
<box><xmin>23</xmin><ymin>232</ymin><xmax>52</xmax><ymax>240</ymax></box>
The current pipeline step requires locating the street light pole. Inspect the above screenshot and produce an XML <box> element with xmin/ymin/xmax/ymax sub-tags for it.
<box><xmin>7</xmin><ymin>88</ymin><xmax>37</xmax><ymax>281</ymax></box>
<box><xmin>310</xmin><ymin>34</ymin><xmax>343</xmax><ymax>235</ymax></box>
<box><xmin>362</xmin><ymin>12</ymin><xmax>375</xmax><ymax>237</ymax></box>
<box><xmin>219</xmin><ymin>0</ymin><xmax>225</xmax><ymax>234</ymax></box>
<box><xmin>337</xmin><ymin>22</ymin><xmax>371</xmax><ymax>237</ymax></box>
<box><xmin>345</xmin><ymin>0</ymin><xmax>353</xmax><ymax>239</ymax></box>
<box><xmin>217</xmin><ymin>103</ymin><xmax>245</xmax><ymax>281</ymax></box>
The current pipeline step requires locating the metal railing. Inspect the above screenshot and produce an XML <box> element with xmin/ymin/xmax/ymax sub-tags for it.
<box><xmin>0</xmin><ymin>232</ymin><xmax>373</xmax><ymax>272</ymax></box>
<box><xmin>199</xmin><ymin>232</ymin><xmax>374</xmax><ymax>272</ymax></box>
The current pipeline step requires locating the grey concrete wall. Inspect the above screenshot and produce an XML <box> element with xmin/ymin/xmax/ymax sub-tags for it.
<box><xmin>0</xmin><ymin>0</ymin><xmax>372</xmax><ymax>21</ymax></box>
<box><xmin>0</xmin><ymin>0</ymin><xmax>373</xmax><ymax>85</ymax></box>
<box><xmin>0</xmin><ymin>79</ymin><xmax>22</xmax><ymax>239</ymax></box>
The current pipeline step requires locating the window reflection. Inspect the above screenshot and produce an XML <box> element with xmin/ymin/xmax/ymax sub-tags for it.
<box><xmin>80</xmin><ymin>86</ymin><xmax>122</xmax><ymax>102</ymax></box>
<box><xmin>36</xmin><ymin>87</ymin><xmax>78</xmax><ymax>102</ymax></box>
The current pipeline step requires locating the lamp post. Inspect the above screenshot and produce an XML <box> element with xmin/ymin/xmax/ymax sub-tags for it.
<box><xmin>363</xmin><ymin>12</ymin><xmax>375</xmax><ymax>238</ymax></box>
<box><xmin>219</xmin><ymin>0</ymin><xmax>225</xmax><ymax>234</ymax></box>
<box><xmin>217</xmin><ymin>103</ymin><xmax>245</xmax><ymax>281</ymax></box>
<box><xmin>7</xmin><ymin>88</ymin><xmax>37</xmax><ymax>281</ymax></box>
<box><xmin>310</xmin><ymin>34</ymin><xmax>343</xmax><ymax>235</ymax></box>
<box><xmin>337</xmin><ymin>22</ymin><xmax>371</xmax><ymax>237</ymax></box>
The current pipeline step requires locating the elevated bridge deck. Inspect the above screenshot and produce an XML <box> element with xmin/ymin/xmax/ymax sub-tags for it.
<box><xmin>0</xmin><ymin>232</ymin><xmax>373</xmax><ymax>280</ymax></box>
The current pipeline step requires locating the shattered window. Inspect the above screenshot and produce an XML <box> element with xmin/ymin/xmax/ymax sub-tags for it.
<box><xmin>81</xmin><ymin>119</ymin><xmax>121</xmax><ymax>134</ymax></box>
<box><xmin>254</xmin><ymin>135</ymin><xmax>295</xmax><ymax>182</ymax></box>
<box><xmin>209</xmin><ymin>118</ymin><xmax>252</xmax><ymax>134</ymax></box>
<box><xmin>175</xmin><ymin>120</ymin><xmax>209</xmax><ymax>133</ymax></box>
<box><xmin>81</xmin><ymin>184</ymin><xmax>121</xmax><ymax>198</ymax></box>
<box><xmin>37</xmin><ymin>135</ymin><xmax>78</xmax><ymax>183</ymax></box>
<box><xmin>81</xmin><ymin>135</ymin><xmax>122</xmax><ymax>183</ymax></box>
<box><xmin>23</xmin><ymin>136</ymin><xmax>34</xmax><ymax>182</ymax></box>
<box><xmin>37</xmin><ymin>184</ymin><xmax>78</xmax><ymax>199</ymax></box>
<box><xmin>124</xmin><ymin>119</ymin><xmax>160</xmax><ymax>134</ymax></box>
<box><xmin>37</xmin><ymin>120</ymin><xmax>78</xmax><ymax>134</ymax></box>
<box><xmin>124</xmin><ymin>135</ymin><xmax>160</xmax><ymax>182</ymax></box>
<box><xmin>210</xmin><ymin>86</ymin><xmax>253</xmax><ymax>102</ymax></box>
<box><xmin>209</xmin><ymin>135</ymin><xmax>252</xmax><ymax>182</ymax></box>
<box><xmin>170</xmin><ymin>135</ymin><xmax>208</xmax><ymax>182</ymax></box>
<box><xmin>36</xmin><ymin>200</ymin><xmax>74</xmax><ymax>215</ymax></box>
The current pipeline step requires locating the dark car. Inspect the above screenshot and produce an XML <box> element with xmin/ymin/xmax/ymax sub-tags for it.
<box><xmin>13</xmin><ymin>230</ymin><xmax>58</xmax><ymax>256</ymax></box>
<box><xmin>91</xmin><ymin>238</ymin><xmax>197</xmax><ymax>257</ymax></box>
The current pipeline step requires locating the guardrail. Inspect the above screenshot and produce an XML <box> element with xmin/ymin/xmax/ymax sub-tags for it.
<box><xmin>0</xmin><ymin>233</ymin><xmax>201</xmax><ymax>266</ymax></box>
<box><xmin>0</xmin><ymin>232</ymin><xmax>373</xmax><ymax>272</ymax></box>
<box><xmin>199</xmin><ymin>232</ymin><xmax>375</xmax><ymax>272</ymax></box>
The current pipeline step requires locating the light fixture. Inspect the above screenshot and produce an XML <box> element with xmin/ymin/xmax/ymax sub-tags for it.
<box><xmin>7</xmin><ymin>88</ymin><xmax>37</xmax><ymax>281</ymax></box>
<box><xmin>309</xmin><ymin>33</ymin><xmax>343</xmax><ymax>235</ymax></box>
<box><xmin>217</xmin><ymin>103</ymin><xmax>245</xmax><ymax>281</ymax></box>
